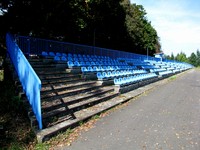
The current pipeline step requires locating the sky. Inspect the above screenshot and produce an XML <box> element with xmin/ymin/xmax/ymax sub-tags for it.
<box><xmin>131</xmin><ymin>0</ymin><xmax>200</xmax><ymax>57</ymax></box>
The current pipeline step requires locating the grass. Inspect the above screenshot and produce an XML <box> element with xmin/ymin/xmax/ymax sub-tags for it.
<box><xmin>169</xmin><ymin>75</ymin><xmax>177</xmax><ymax>81</ymax></box>
<box><xmin>0</xmin><ymin>70</ymin><xmax>3</xmax><ymax>81</ymax></box>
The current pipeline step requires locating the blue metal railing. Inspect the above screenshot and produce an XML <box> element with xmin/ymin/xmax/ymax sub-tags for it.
<box><xmin>16</xmin><ymin>35</ymin><xmax>156</xmax><ymax>61</ymax></box>
<box><xmin>6</xmin><ymin>33</ymin><xmax>42</xmax><ymax>129</ymax></box>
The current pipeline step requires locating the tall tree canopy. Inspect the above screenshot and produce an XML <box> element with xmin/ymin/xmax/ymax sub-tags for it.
<box><xmin>0</xmin><ymin>0</ymin><xmax>161</xmax><ymax>55</ymax></box>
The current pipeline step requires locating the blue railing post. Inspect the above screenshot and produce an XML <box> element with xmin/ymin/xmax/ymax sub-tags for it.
<box><xmin>27</xmin><ymin>38</ymin><xmax>30</xmax><ymax>56</ymax></box>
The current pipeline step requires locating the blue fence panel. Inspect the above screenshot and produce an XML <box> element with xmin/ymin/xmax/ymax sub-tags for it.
<box><xmin>16</xmin><ymin>35</ymin><xmax>156</xmax><ymax>61</ymax></box>
<box><xmin>15</xmin><ymin>35</ymin><xmax>159</xmax><ymax>62</ymax></box>
<box><xmin>6</xmin><ymin>33</ymin><xmax>42</xmax><ymax>129</ymax></box>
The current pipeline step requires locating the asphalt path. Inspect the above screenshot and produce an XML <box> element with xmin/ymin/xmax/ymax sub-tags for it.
<box><xmin>59</xmin><ymin>69</ymin><xmax>200</xmax><ymax>150</ymax></box>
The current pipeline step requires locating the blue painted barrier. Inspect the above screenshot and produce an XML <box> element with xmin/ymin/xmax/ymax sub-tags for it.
<box><xmin>6</xmin><ymin>33</ymin><xmax>42</xmax><ymax>129</ymax></box>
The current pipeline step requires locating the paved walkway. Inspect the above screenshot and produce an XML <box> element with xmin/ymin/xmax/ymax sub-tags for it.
<box><xmin>58</xmin><ymin>69</ymin><xmax>200</xmax><ymax>150</ymax></box>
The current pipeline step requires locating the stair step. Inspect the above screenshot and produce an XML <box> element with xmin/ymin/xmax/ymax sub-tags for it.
<box><xmin>38</xmin><ymin>72</ymin><xmax>74</xmax><ymax>79</ymax></box>
<box><xmin>33</xmin><ymin>66</ymin><xmax>66</xmax><ymax>71</ymax></box>
<box><xmin>41</xmin><ymin>90</ymin><xmax>117</xmax><ymax>127</ymax></box>
<box><xmin>41</xmin><ymin>78</ymin><xmax>85</xmax><ymax>87</ymax></box>
<box><xmin>36</xmin><ymin>70</ymin><xmax>68</xmax><ymax>75</ymax></box>
<box><xmin>41</xmin><ymin>85</ymin><xmax>103</xmax><ymax>101</ymax></box>
<box><xmin>41</xmin><ymin>87</ymin><xmax>114</xmax><ymax>112</ymax></box>
<box><xmin>41</xmin><ymin>76</ymin><xmax>81</xmax><ymax>84</ymax></box>
<box><xmin>41</xmin><ymin>81</ymin><xmax>97</xmax><ymax>94</ymax></box>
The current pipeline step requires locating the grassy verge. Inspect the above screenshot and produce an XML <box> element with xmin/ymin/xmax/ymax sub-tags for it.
<box><xmin>169</xmin><ymin>75</ymin><xmax>177</xmax><ymax>81</ymax></box>
<box><xmin>0</xmin><ymin>70</ymin><xmax>3</xmax><ymax>81</ymax></box>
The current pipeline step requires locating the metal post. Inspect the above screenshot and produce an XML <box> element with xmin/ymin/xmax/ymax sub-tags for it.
<box><xmin>93</xmin><ymin>28</ymin><xmax>96</xmax><ymax>55</ymax></box>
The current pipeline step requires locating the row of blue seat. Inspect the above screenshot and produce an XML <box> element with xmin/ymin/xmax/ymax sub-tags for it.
<box><xmin>67</xmin><ymin>60</ymin><xmax>128</xmax><ymax>67</ymax></box>
<box><xmin>96</xmin><ymin>69</ymin><xmax>148</xmax><ymax>80</ymax></box>
<box><xmin>149</xmin><ymin>68</ymin><xmax>166</xmax><ymax>73</ymax></box>
<box><xmin>54</xmin><ymin>55</ymin><xmax>123</xmax><ymax>64</ymax></box>
<box><xmin>81</xmin><ymin>66</ymin><xmax>139</xmax><ymax>73</ymax></box>
<box><xmin>41</xmin><ymin>51</ymin><xmax>111</xmax><ymax>60</ymax></box>
<box><xmin>158</xmin><ymin>70</ymin><xmax>173</xmax><ymax>76</ymax></box>
<box><xmin>114</xmin><ymin>73</ymin><xmax>157</xmax><ymax>85</ymax></box>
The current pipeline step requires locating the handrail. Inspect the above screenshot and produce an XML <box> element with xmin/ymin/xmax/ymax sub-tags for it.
<box><xmin>6</xmin><ymin>33</ymin><xmax>42</xmax><ymax>129</ymax></box>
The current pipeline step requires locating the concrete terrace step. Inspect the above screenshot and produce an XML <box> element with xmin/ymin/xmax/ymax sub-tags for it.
<box><xmin>41</xmin><ymin>81</ymin><xmax>97</xmax><ymax>95</ymax></box>
<box><xmin>41</xmin><ymin>78</ymin><xmax>85</xmax><ymax>88</ymax></box>
<box><xmin>41</xmin><ymin>75</ymin><xmax>81</xmax><ymax>85</ymax></box>
<box><xmin>30</xmin><ymin>86</ymin><xmax>115</xmax><ymax>128</ymax></box>
<box><xmin>41</xmin><ymin>84</ymin><xmax>103</xmax><ymax>101</ymax></box>
<box><xmin>38</xmin><ymin>72</ymin><xmax>76</xmax><ymax>79</ymax></box>
<box><xmin>41</xmin><ymin>87</ymin><xmax>115</xmax><ymax>112</ymax></box>
<box><xmin>41</xmin><ymin>88</ymin><xmax>117</xmax><ymax>128</ymax></box>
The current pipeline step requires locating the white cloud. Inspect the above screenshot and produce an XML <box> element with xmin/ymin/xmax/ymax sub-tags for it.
<box><xmin>131</xmin><ymin>0</ymin><xmax>200</xmax><ymax>57</ymax></box>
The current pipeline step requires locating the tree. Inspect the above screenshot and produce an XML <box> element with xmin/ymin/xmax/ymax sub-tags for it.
<box><xmin>120</xmin><ymin>0</ymin><xmax>160</xmax><ymax>55</ymax></box>
<box><xmin>0</xmin><ymin>0</ymin><xmax>161</xmax><ymax>55</ymax></box>
<box><xmin>175</xmin><ymin>52</ymin><xmax>188</xmax><ymax>63</ymax></box>
<box><xmin>189</xmin><ymin>52</ymin><xmax>197</xmax><ymax>67</ymax></box>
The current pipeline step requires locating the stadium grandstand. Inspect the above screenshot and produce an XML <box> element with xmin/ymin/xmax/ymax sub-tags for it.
<box><xmin>6</xmin><ymin>33</ymin><xmax>193</xmax><ymax>141</ymax></box>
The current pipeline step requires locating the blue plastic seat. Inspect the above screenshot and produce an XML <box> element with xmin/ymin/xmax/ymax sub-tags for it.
<box><xmin>74</xmin><ymin>57</ymin><xmax>79</xmax><ymax>61</ymax></box>
<box><xmin>79</xmin><ymin>57</ymin><xmax>84</xmax><ymax>61</ymax></box>
<box><xmin>81</xmin><ymin>67</ymin><xmax>88</xmax><ymax>73</ymax></box>
<box><xmin>93</xmin><ymin>66</ymin><xmax>99</xmax><ymax>72</ymax></box>
<box><xmin>114</xmin><ymin>78</ymin><xmax>120</xmax><ymax>85</ymax></box>
<box><xmin>61</xmin><ymin>56</ymin><xmax>67</xmax><ymax>61</ymax></box>
<box><xmin>106</xmin><ymin>71</ymin><xmax>111</xmax><ymax>78</ymax></box>
<box><xmin>73</xmin><ymin>54</ymin><xmax>78</xmax><ymax>58</ymax></box>
<box><xmin>56</xmin><ymin>52</ymin><xmax>62</xmax><ymax>57</ymax></box>
<box><xmin>67</xmin><ymin>57</ymin><xmax>73</xmax><ymax>61</ymax></box>
<box><xmin>87</xmin><ymin>66</ymin><xmax>93</xmax><ymax>72</ymax></box>
<box><xmin>99</xmin><ymin>66</ymin><xmax>104</xmax><ymax>71</ymax></box>
<box><xmin>95</xmin><ymin>62</ymin><xmax>100</xmax><ymax>65</ymax></box>
<box><xmin>41</xmin><ymin>51</ymin><xmax>48</xmax><ymax>57</ymax></box>
<box><xmin>49</xmin><ymin>52</ymin><xmax>55</xmax><ymax>57</ymax></box>
<box><xmin>111</xmin><ymin>71</ymin><xmax>116</xmax><ymax>77</ymax></box>
<box><xmin>62</xmin><ymin>53</ymin><xmax>67</xmax><ymax>57</ymax></box>
<box><xmin>54</xmin><ymin>56</ymin><xmax>60</xmax><ymax>61</ymax></box>
<box><xmin>67</xmin><ymin>61</ymin><xmax>74</xmax><ymax>68</ymax></box>
<box><xmin>80</xmin><ymin>61</ymin><xmax>86</xmax><ymax>66</ymax></box>
<box><xmin>103</xmin><ymin>66</ymin><xmax>107</xmax><ymax>71</ymax></box>
<box><xmin>91</xmin><ymin>62</ymin><xmax>96</xmax><ymax>66</ymax></box>
<box><xmin>97</xmin><ymin>72</ymin><xmax>106</xmax><ymax>80</ymax></box>
<box><xmin>74</xmin><ymin>61</ymin><xmax>80</xmax><ymax>67</ymax></box>
<box><xmin>122</xmin><ymin>77</ymin><xmax>127</xmax><ymax>84</ymax></box>
<box><xmin>68</xmin><ymin>53</ymin><xmax>72</xmax><ymax>57</ymax></box>
<box><xmin>86</xmin><ymin>61</ymin><xmax>90</xmax><ymax>66</ymax></box>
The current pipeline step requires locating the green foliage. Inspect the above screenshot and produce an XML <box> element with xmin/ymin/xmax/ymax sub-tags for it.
<box><xmin>34</xmin><ymin>143</ymin><xmax>50</xmax><ymax>150</ymax></box>
<box><xmin>188</xmin><ymin>49</ymin><xmax>200</xmax><ymax>67</ymax></box>
<box><xmin>169</xmin><ymin>75</ymin><xmax>177</xmax><ymax>81</ymax></box>
<box><xmin>0</xmin><ymin>0</ymin><xmax>161</xmax><ymax>55</ymax></box>
<box><xmin>188</xmin><ymin>52</ymin><xmax>197</xmax><ymax>66</ymax></box>
<box><xmin>7</xmin><ymin>142</ymin><xmax>24</xmax><ymax>150</ymax></box>
<box><xmin>92</xmin><ymin>114</ymin><xmax>100</xmax><ymax>120</ymax></box>
<box><xmin>120</xmin><ymin>0</ymin><xmax>160</xmax><ymax>54</ymax></box>
<box><xmin>166</xmin><ymin>50</ymin><xmax>200</xmax><ymax>67</ymax></box>
<box><xmin>0</xmin><ymin>70</ymin><xmax>3</xmax><ymax>81</ymax></box>
<box><xmin>175</xmin><ymin>52</ymin><xmax>189</xmax><ymax>63</ymax></box>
